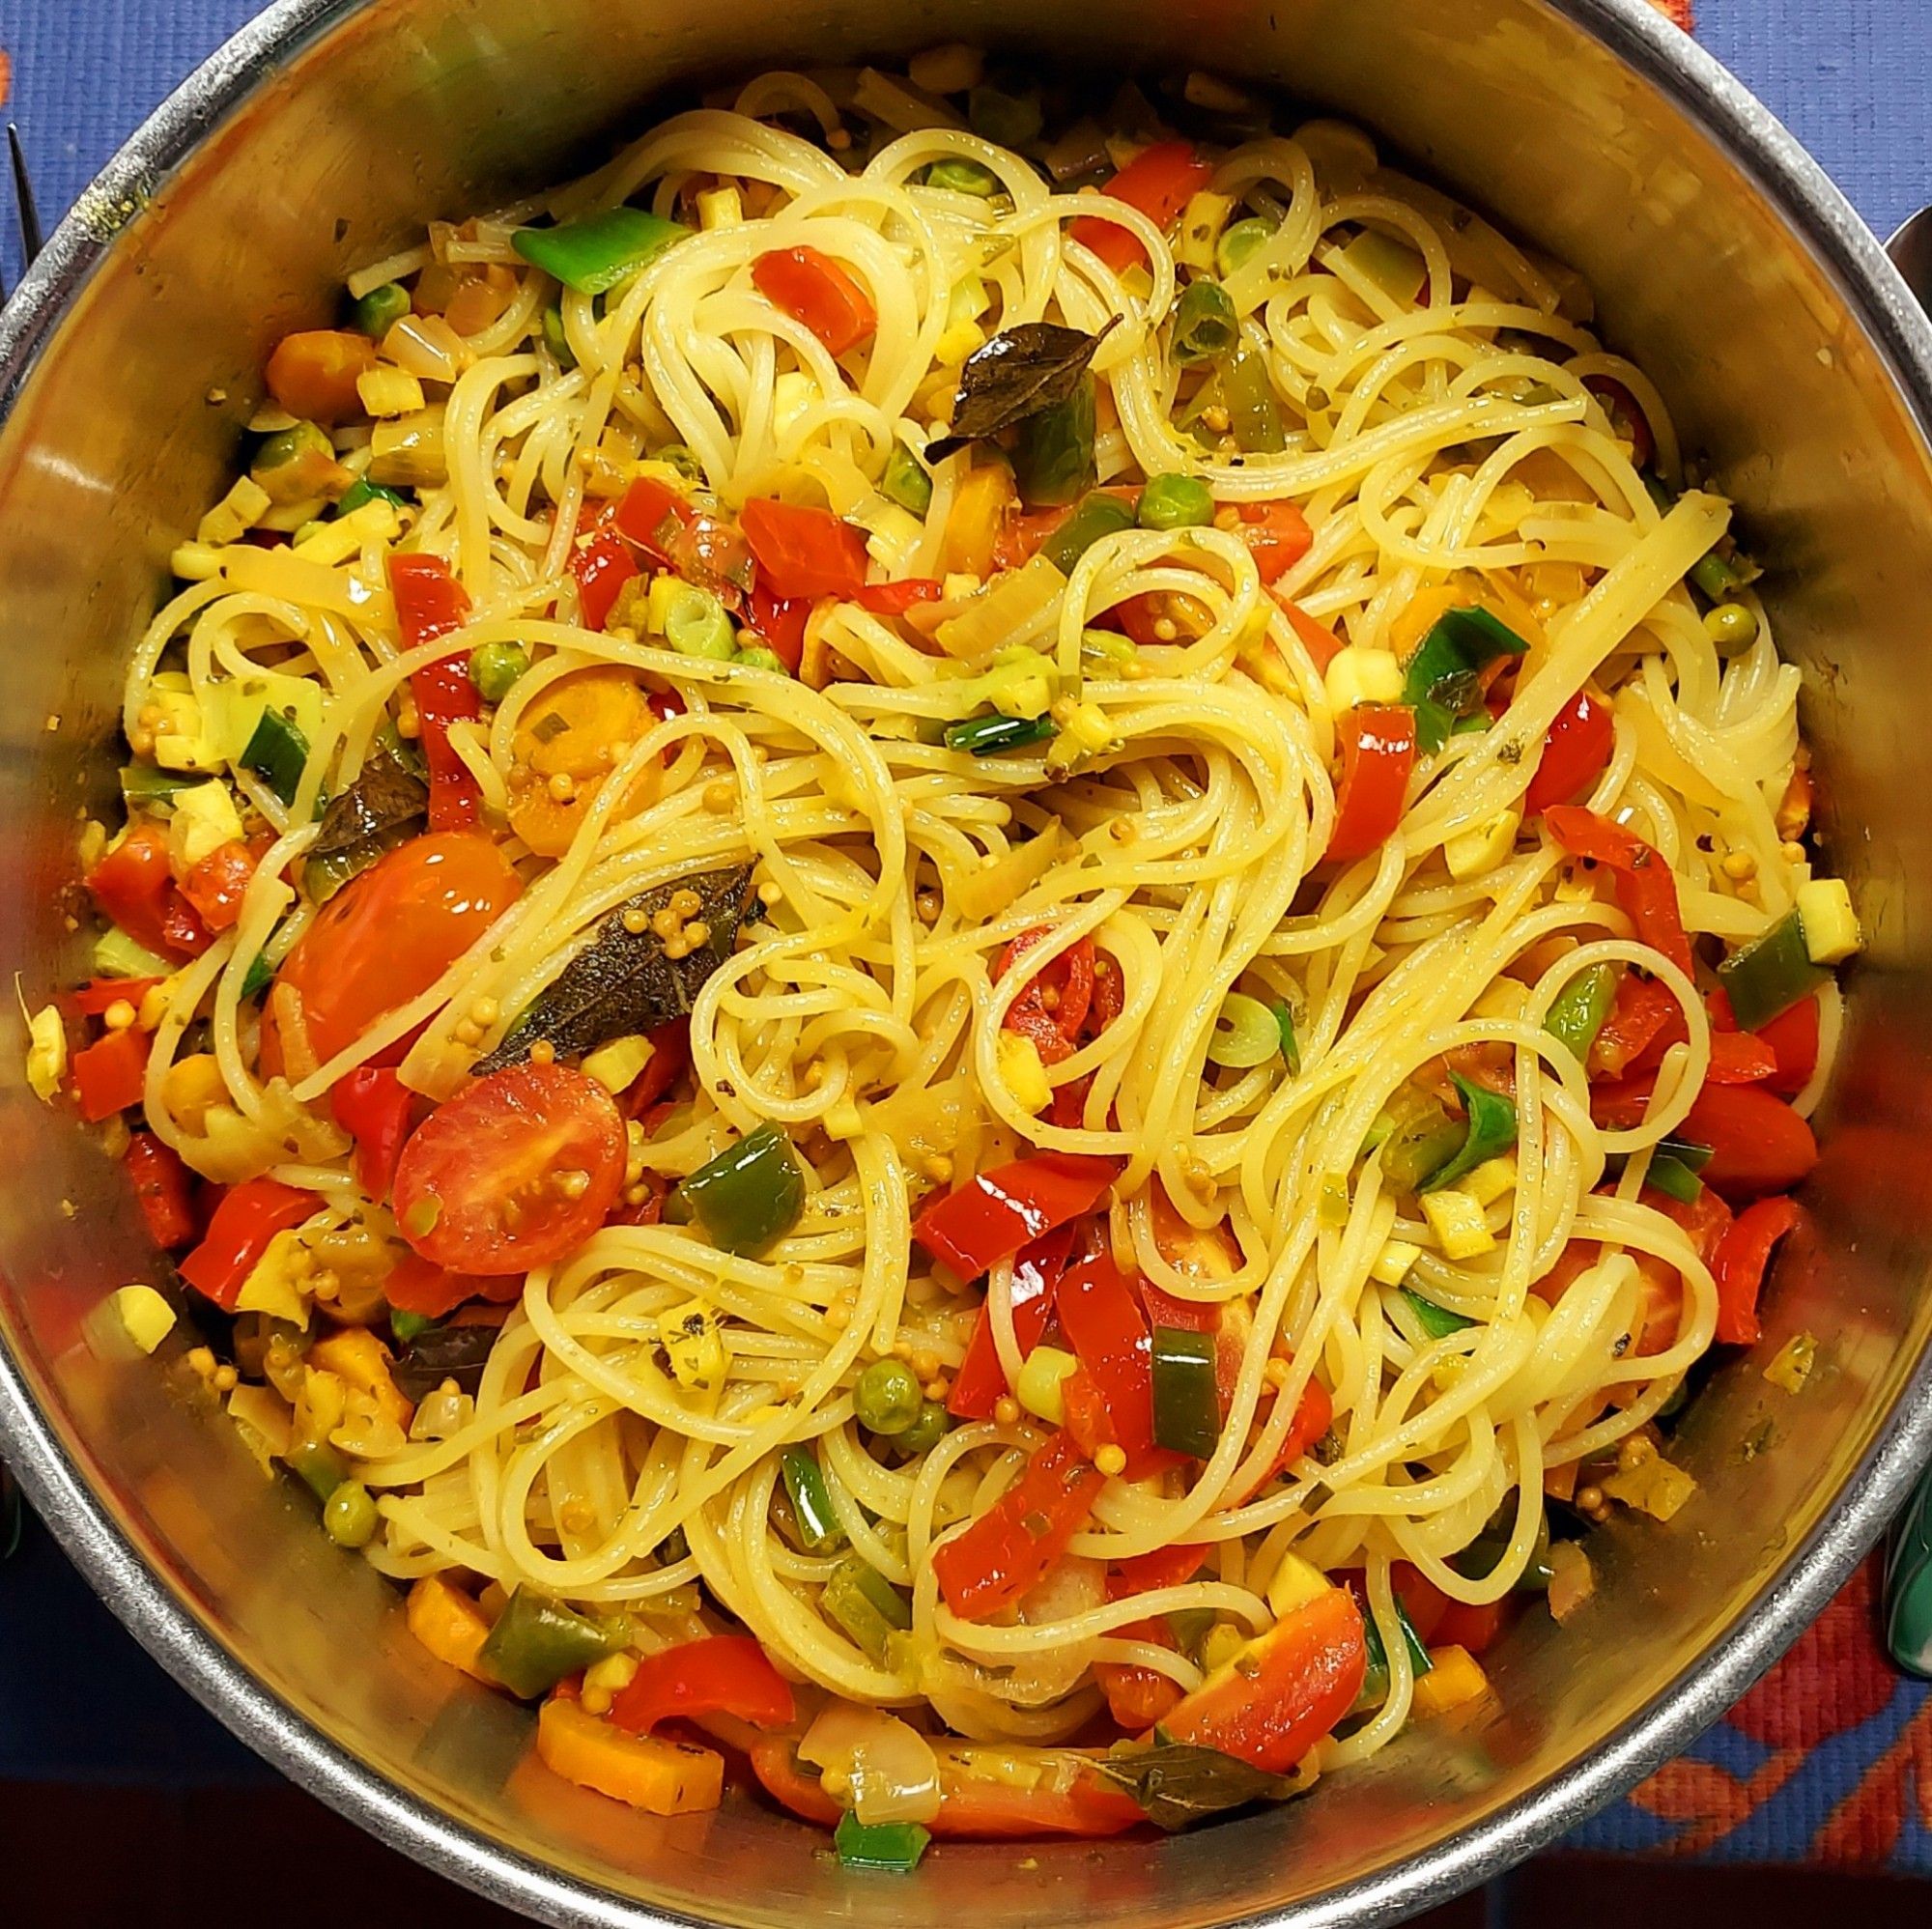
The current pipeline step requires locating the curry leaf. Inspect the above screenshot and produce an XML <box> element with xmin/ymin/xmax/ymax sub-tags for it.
<box><xmin>392</xmin><ymin>1321</ymin><xmax>499</xmax><ymax>1402</ymax></box>
<box><xmin>305</xmin><ymin>752</ymin><xmax>429</xmax><ymax>903</ymax></box>
<box><xmin>1090</xmin><ymin>1741</ymin><xmax>1298</xmax><ymax>1830</ymax></box>
<box><xmin>472</xmin><ymin>865</ymin><xmax>754</xmax><ymax>1072</ymax></box>
<box><xmin>925</xmin><ymin>317</ymin><xmax>1119</xmax><ymax>461</ymax></box>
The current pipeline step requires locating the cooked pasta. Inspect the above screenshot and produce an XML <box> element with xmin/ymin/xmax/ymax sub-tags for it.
<box><xmin>54</xmin><ymin>51</ymin><xmax>1856</xmax><ymax>1847</ymax></box>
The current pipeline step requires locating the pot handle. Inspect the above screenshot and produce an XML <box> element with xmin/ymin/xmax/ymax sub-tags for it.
<box><xmin>1888</xmin><ymin>207</ymin><xmax>1932</xmax><ymax>314</ymax></box>
<box><xmin>1881</xmin><ymin>206</ymin><xmax>1932</xmax><ymax>1675</ymax></box>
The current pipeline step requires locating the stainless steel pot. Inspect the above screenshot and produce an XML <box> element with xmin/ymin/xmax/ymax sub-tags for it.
<box><xmin>3</xmin><ymin>2</ymin><xmax>1930</xmax><ymax>1922</ymax></box>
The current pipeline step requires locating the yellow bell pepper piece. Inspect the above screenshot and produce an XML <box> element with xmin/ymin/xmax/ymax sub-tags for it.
<box><xmin>310</xmin><ymin>1325</ymin><xmax>414</xmax><ymax>1433</ymax></box>
<box><xmin>406</xmin><ymin>1574</ymin><xmax>497</xmax><ymax>1684</ymax></box>
<box><xmin>1412</xmin><ymin>1643</ymin><xmax>1489</xmax><ymax>1716</ymax></box>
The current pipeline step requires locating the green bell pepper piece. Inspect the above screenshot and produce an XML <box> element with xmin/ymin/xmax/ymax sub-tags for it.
<box><xmin>1271</xmin><ymin>1001</ymin><xmax>1301</xmax><ymax>1076</ymax></box>
<box><xmin>1644</xmin><ymin>1152</ymin><xmax>1704</xmax><ymax>1206</ymax></box>
<box><xmin>477</xmin><ymin>1586</ymin><xmax>623</xmax><ymax>1699</ymax></box>
<box><xmin>241</xmin><ymin>705</ymin><xmax>310</xmax><ymax>808</ymax></box>
<box><xmin>967</xmin><ymin>85</ymin><xmax>1043</xmax><ymax>149</ymax></box>
<box><xmin>1221</xmin><ymin>342</ymin><xmax>1286</xmax><ymax>453</ymax></box>
<box><xmin>1042</xmin><ymin>491</ymin><xmax>1136</xmax><ymax>573</ymax></box>
<box><xmin>1377</xmin><ymin>1089</ymin><xmax>1465</xmax><ymax>1191</ymax></box>
<box><xmin>1151</xmin><ymin>1326</ymin><xmax>1221</xmax><ymax>1458</ymax></box>
<box><xmin>1418</xmin><ymin>1073</ymin><xmax>1518</xmax><ymax>1193</ymax></box>
<box><xmin>540</xmin><ymin>305</ymin><xmax>578</xmax><ymax>370</ymax></box>
<box><xmin>514</xmin><ymin>208</ymin><xmax>692</xmax><ymax>297</ymax></box>
<box><xmin>1403</xmin><ymin>606</ymin><xmax>1530</xmax><ymax>752</ymax></box>
<box><xmin>1716</xmin><ymin>908</ymin><xmax>1828</xmax><ymax>1032</ymax></box>
<box><xmin>1544</xmin><ymin>962</ymin><xmax>1618</xmax><ymax>1064</ymax></box>
<box><xmin>1400</xmin><ymin>1288</ymin><xmax>1474</xmax><ymax>1340</ymax></box>
<box><xmin>781</xmin><ymin>1446</ymin><xmax>846</xmax><ymax>1552</ymax></box>
<box><xmin>943</xmin><ymin>712</ymin><xmax>1055</xmax><ymax>756</ymax></box>
<box><xmin>822</xmin><ymin>1553</ymin><xmax>913</xmax><ymax>1663</ymax></box>
<box><xmin>1173</xmin><ymin>279</ymin><xmax>1238</xmax><ymax>364</ymax></box>
<box><xmin>835</xmin><ymin>1809</ymin><xmax>931</xmax><ymax>1871</ymax></box>
<box><xmin>1015</xmin><ymin>378</ymin><xmax>1096</xmax><ymax>507</ymax></box>
<box><xmin>671</xmin><ymin>1121</ymin><xmax>806</xmax><ymax>1256</ymax></box>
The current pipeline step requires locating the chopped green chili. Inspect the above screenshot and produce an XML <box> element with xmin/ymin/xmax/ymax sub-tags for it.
<box><xmin>781</xmin><ymin>1447</ymin><xmax>846</xmax><ymax>1550</ymax></box>
<box><xmin>1716</xmin><ymin>908</ymin><xmax>1828</xmax><ymax>1031</ymax></box>
<box><xmin>1041</xmin><ymin>491</ymin><xmax>1136</xmax><ymax>573</ymax></box>
<box><xmin>1659</xmin><ymin>1137</ymin><xmax>1714</xmax><ymax>1173</ymax></box>
<box><xmin>1544</xmin><ymin>963</ymin><xmax>1618</xmax><ymax>1064</ymax></box>
<box><xmin>671</xmin><ymin>1121</ymin><xmax>806</xmax><ymax>1256</ymax></box>
<box><xmin>1014</xmin><ymin>378</ymin><xmax>1097</xmax><ymax>506</ymax></box>
<box><xmin>880</xmin><ymin>440</ymin><xmax>934</xmax><ymax>516</ymax></box>
<box><xmin>733</xmin><ymin>645</ymin><xmax>784</xmax><ymax>673</ymax></box>
<box><xmin>1400</xmin><ymin>1288</ymin><xmax>1474</xmax><ymax>1340</ymax></box>
<box><xmin>1151</xmin><ymin>1326</ymin><xmax>1221</xmax><ymax>1457</ymax></box>
<box><xmin>1354</xmin><ymin>1597</ymin><xmax>1434</xmax><ymax>1710</ymax></box>
<box><xmin>350</xmin><ymin>281</ymin><xmax>411</xmax><ymax>338</ymax></box>
<box><xmin>1377</xmin><ymin>1087</ymin><xmax>1465</xmax><ymax>1191</ymax></box>
<box><xmin>835</xmin><ymin>1809</ymin><xmax>930</xmax><ymax>1872</ymax></box>
<box><xmin>943</xmin><ymin>712</ymin><xmax>1056</xmax><ymax>755</ymax></box>
<box><xmin>513</xmin><ymin>207</ymin><xmax>692</xmax><ymax>297</ymax></box>
<box><xmin>1221</xmin><ymin>343</ymin><xmax>1286</xmax><ymax>453</ymax></box>
<box><xmin>478</xmin><ymin>1587</ymin><xmax>623</xmax><ymax>1699</ymax></box>
<box><xmin>335</xmin><ymin>474</ymin><xmax>407</xmax><ymax>518</ymax></box>
<box><xmin>1172</xmin><ymin>279</ymin><xmax>1238</xmax><ymax>364</ymax></box>
<box><xmin>1644</xmin><ymin>1152</ymin><xmax>1704</xmax><ymax>1206</ymax></box>
<box><xmin>1690</xmin><ymin>549</ymin><xmax>1745</xmax><ymax>600</ymax></box>
<box><xmin>1138</xmin><ymin>473</ymin><xmax>1214</xmax><ymax>531</ymax></box>
<box><xmin>822</xmin><ymin>1553</ymin><xmax>913</xmax><ymax>1663</ymax></box>
<box><xmin>1271</xmin><ymin>1001</ymin><xmax>1302</xmax><ymax>1075</ymax></box>
<box><xmin>1418</xmin><ymin>1073</ymin><xmax>1518</xmax><ymax>1193</ymax></box>
<box><xmin>390</xmin><ymin>1309</ymin><xmax>436</xmax><ymax>1343</ymax></box>
<box><xmin>1402</xmin><ymin>605</ymin><xmax>1530</xmax><ymax>752</ymax></box>
<box><xmin>285</xmin><ymin>1439</ymin><xmax>348</xmax><ymax>1503</ymax></box>
<box><xmin>242</xmin><ymin>707</ymin><xmax>310</xmax><ymax>808</ymax></box>
<box><xmin>1455</xmin><ymin>1508</ymin><xmax>1553</xmax><ymax>1590</ymax></box>
<box><xmin>540</xmin><ymin>305</ymin><xmax>578</xmax><ymax>370</ymax></box>
<box><xmin>239</xmin><ymin>950</ymin><xmax>275</xmax><ymax>1002</ymax></box>
<box><xmin>119</xmin><ymin>761</ymin><xmax>197</xmax><ymax>806</ymax></box>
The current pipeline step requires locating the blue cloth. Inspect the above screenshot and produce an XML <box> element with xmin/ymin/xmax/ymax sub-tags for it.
<box><xmin>3</xmin><ymin>0</ymin><xmax>1930</xmax><ymax>1862</ymax></box>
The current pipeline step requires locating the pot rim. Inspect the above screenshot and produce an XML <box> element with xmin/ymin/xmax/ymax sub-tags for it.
<box><xmin>1</xmin><ymin>3</ymin><xmax>1929</xmax><ymax>1924</ymax></box>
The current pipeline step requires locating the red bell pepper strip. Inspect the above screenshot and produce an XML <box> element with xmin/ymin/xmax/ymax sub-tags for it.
<box><xmin>1582</xmin><ymin>375</ymin><xmax>1656</xmax><ymax>469</ymax></box>
<box><xmin>1068</xmin><ymin>141</ymin><xmax>1215</xmax><ymax>273</ymax></box>
<box><xmin>742</xmin><ymin>581</ymin><xmax>811</xmax><ymax>673</ymax></box>
<box><xmin>612</xmin><ymin>475</ymin><xmax>695</xmax><ymax>565</ymax></box>
<box><xmin>1236</xmin><ymin>500</ymin><xmax>1314</xmax><ymax>586</ymax></box>
<box><xmin>948</xmin><ymin>1224</ymin><xmax>1076</xmax><ymax>1420</ymax></box>
<box><xmin>179</xmin><ymin>1177</ymin><xmax>317</xmax><ymax>1310</ymax></box>
<box><xmin>1278</xmin><ymin>598</ymin><xmax>1344</xmax><ymax>672</ymax></box>
<box><xmin>72</xmin><ymin>977</ymin><xmax>160</xmax><ymax>1017</ymax></box>
<box><xmin>329</xmin><ymin>1064</ymin><xmax>414</xmax><ymax>1201</ymax></box>
<box><xmin>1112</xmin><ymin>1542</ymin><xmax>1209</xmax><ymax>1597</ymax></box>
<box><xmin>751</xmin><ymin>246</ymin><xmax>878</xmax><ymax>356</ymax></box>
<box><xmin>995</xmin><ymin>927</ymin><xmax>1095</xmax><ymax>1067</ymax></box>
<box><xmin>853</xmin><ymin>578</ymin><xmax>943</xmax><ymax>616</ymax></box>
<box><xmin>740</xmin><ymin>498</ymin><xmax>869</xmax><ymax>602</ymax></box>
<box><xmin>87</xmin><ymin>824</ymin><xmax>211</xmax><ymax>960</ymax></box>
<box><xmin>933</xmin><ymin>1431</ymin><xmax>1106</xmax><ymax>1621</ymax></box>
<box><xmin>125</xmin><ymin>1131</ymin><xmax>196</xmax><ymax>1248</ymax></box>
<box><xmin>571</xmin><ymin>514</ymin><xmax>640</xmax><ymax>632</ymax></box>
<box><xmin>1707</xmin><ymin>1029</ymin><xmax>1779</xmax><ymax>1085</ymax></box>
<box><xmin>180</xmin><ymin>839</ymin><xmax>260</xmax><ymax>933</ymax></box>
<box><xmin>913</xmin><ymin>1151</ymin><xmax>1118</xmax><ymax>1281</ymax></box>
<box><xmin>389</xmin><ymin>553</ymin><xmax>483</xmax><ymax>833</ymax></box>
<box><xmin>1524</xmin><ymin>689</ymin><xmax>1614</xmax><ymax>815</ymax></box>
<box><xmin>1546</xmin><ymin>806</ymin><xmax>1694</xmax><ymax>979</ymax></box>
<box><xmin>383</xmin><ymin>1250</ymin><xmax>518</xmax><ymax>1319</ymax></box>
<box><xmin>610</xmin><ymin>1634</ymin><xmax>796</xmax><ymax>1736</ymax></box>
<box><xmin>1756</xmin><ymin>993</ymin><xmax>1820</xmax><ymax>1097</ymax></box>
<box><xmin>1325</xmin><ymin>704</ymin><xmax>1416</xmax><ymax>864</ymax></box>
<box><xmin>71</xmin><ymin>1027</ymin><xmax>153</xmax><ymax>1122</ymax></box>
<box><xmin>1056</xmin><ymin>1254</ymin><xmax>1178</xmax><ymax>1481</ymax></box>
<box><xmin>1713</xmin><ymin>1195</ymin><xmax>1803</xmax><ymax>1346</ymax></box>
<box><xmin>1587</xmin><ymin>972</ymin><xmax>1675</xmax><ymax>1080</ymax></box>
<box><xmin>1162</xmin><ymin>1585</ymin><xmax>1367</xmax><ymax>1774</ymax></box>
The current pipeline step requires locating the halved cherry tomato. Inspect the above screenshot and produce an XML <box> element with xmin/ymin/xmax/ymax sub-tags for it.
<box><xmin>265</xmin><ymin>329</ymin><xmax>378</xmax><ymax>424</ymax></box>
<box><xmin>1162</xmin><ymin>1585</ymin><xmax>1366</xmax><ymax>1773</ymax></box>
<box><xmin>125</xmin><ymin>1131</ymin><xmax>197</xmax><ymax>1249</ymax></box>
<box><xmin>1547</xmin><ymin>806</ymin><xmax>1693</xmax><ymax>979</ymax></box>
<box><xmin>949</xmin><ymin>1224</ymin><xmax>1076</xmax><ymax>1420</ymax></box>
<box><xmin>390</xmin><ymin>553</ymin><xmax>483</xmax><ymax>833</ymax></box>
<box><xmin>1595</xmin><ymin>1078</ymin><xmax>1817</xmax><ymax>1199</ymax></box>
<box><xmin>330</xmin><ymin>1065</ymin><xmax>415</xmax><ymax>1200</ymax></box>
<box><xmin>931</xmin><ymin>1431</ymin><xmax>1105</xmax><ymax>1621</ymax></box>
<box><xmin>1757</xmin><ymin>994</ymin><xmax>1820</xmax><ymax>1097</ymax></box>
<box><xmin>383</xmin><ymin>1250</ymin><xmax>518</xmax><ymax>1319</ymax></box>
<box><xmin>913</xmin><ymin>1151</ymin><xmax>1118</xmax><ymax>1281</ymax></box>
<box><xmin>181</xmin><ymin>839</ymin><xmax>260</xmax><ymax>933</ymax></box>
<box><xmin>1524</xmin><ymin>689</ymin><xmax>1614</xmax><ymax>814</ymax></box>
<box><xmin>611</xmin><ymin>1635</ymin><xmax>796</xmax><ymax>1736</ymax></box>
<box><xmin>571</xmin><ymin>511</ymin><xmax>640</xmax><ymax>632</ymax></box>
<box><xmin>87</xmin><ymin>824</ymin><xmax>211</xmax><ymax>960</ymax></box>
<box><xmin>1325</xmin><ymin>704</ymin><xmax>1416</xmax><ymax>864</ymax></box>
<box><xmin>1236</xmin><ymin>500</ymin><xmax>1314</xmax><ymax>585</ymax></box>
<box><xmin>752</xmin><ymin>246</ymin><xmax>878</xmax><ymax>356</ymax></box>
<box><xmin>1713</xmin><ymin>1194</ymin><xmax>1803</xmax><ymax>1346</ymax></box>
<box><xmin>269</xmin><ymin>832</ymin><xmax>521</xmax><ymax>1074</ymax></box>
<box><xmin>71</xmin><ymin>1027</ymin><xmax>152</xmax><ymax>1122</ymax></box>
<box><xmin>392</xmin><ymin>1062</ymin><xmax>627</xmax><ymax>1275</ymax></box>
<box><xmin>740</xmin><ymin>498</ymin><xmax>869</xmax><ymax>602</ymax></box>
<box><xmin>995</xmin><ymin>927</ymin><xmax>1094</xmax><ymax>1067</ymax></box>
<box><xmin>1068</xmin><ymin>141</ymin><xmax>1214</xmax><ymax>273</ymax></box>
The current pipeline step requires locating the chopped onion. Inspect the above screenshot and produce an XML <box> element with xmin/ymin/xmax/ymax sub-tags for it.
<box><xmin>800</xmin><ymin>1702</ymin><xmax>942</xmax><ymax>1825</ymax></box>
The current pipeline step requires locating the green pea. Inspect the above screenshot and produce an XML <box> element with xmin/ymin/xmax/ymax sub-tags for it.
<box><xmin>854</xmin><ymin>1357</ymin><xmax>923</xmax><ymax>1436</ymax></box>
<box><xmin>1138</xmin><ymin>473</ymin><xmax>1215</xmax><ymax>531</ymax></box>
<box><xmin>927</xmin><ymin>158</ymin><xmax>1000</xmax><ymax>197</ymax></box>
<box><xmin>733</xmin><ymin>645</ymin><xmax>785</xmax><ymax>672</ymax></box>
<box><xmin>896</xmin><ymin>1400</ymin><xmax>951</xmax><ymax>1456</ymax></box>
<box><xmin>1216</xmin><ymin>216</ymin><xmax>1273</xmax><ymax>277</ymax></box>
<box><xmin>323</xmin><ymin>1480</ymin><xmax>380</xmax><ymax>1548</ymax></box>
<box><xmin>351</xmin><ymin>282</ymin><xmax>411</xmax><ymax>338</ymax></box>
<box><xmin>469</xmin><ymin>640</ymin><xmax>530</xmax><ymax>703</ymax></box>
<box><xmin>654</xmin><ymin>442</ymin><xmax>704</xmax><ymax>481</ymax></box>
<box><xmin>1703</xmin><ymin>601</ymin><xmax>1759</xmax><ymax>650</ymax></box>
<box><xmin>664</xmin><ymin>583</ymin><xmax>737</xmax><ymax>660</ymax></box>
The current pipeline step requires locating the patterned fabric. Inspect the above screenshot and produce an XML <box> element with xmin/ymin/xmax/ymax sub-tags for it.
<box><xmin>1</xmin><ymin>0</ymin><xmax>1927</xmax><ymax>1878</ymax></box>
